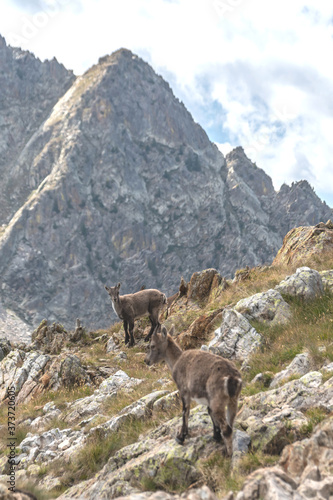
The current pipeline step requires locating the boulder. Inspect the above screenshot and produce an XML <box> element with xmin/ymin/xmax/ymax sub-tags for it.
<box><xmin>64</xmin><ymin>370</ymin><xmax>143</xmax><ymax>424</ymax></box>
<box><xmin>31</xmin><ymin>320</ymin><xmax>71</xmax><ymax>354</ymax></box>
<box><xmin>116</xmin><ymin>486</ymin><xmax>218</xmax><ymax>500</ymax></box>
<box><xmin>238</xmin><ymin>371</ymin><xmax>333</xmax><ymax>454</ymax></box>
<box><xmin>57</xmin><ymin>405</ymin><xmax>245</xmax><ymax>499</ymax></box>
<box><xmin>187</xmin><ymin>269</ymin><xmax>222</xmax><ymax>302</ymax></box>
<box><xmin>273</xmin><ymin>221</ymin><xmax>333</xmax><ymax>267</ymax></box>
<box><xmin>270</xmin><ymin>353</ymin><xmax>311</xmax><ymax>388</ymax></box>
<box><xmin>275</xmin><ymin>267</ymin><xmax>324</xmax><ymax>301</ymax></box>
<box><xmin>235</xmin><ymin>289</ymin><xmax>291</xmax><ymax>325</ymax></box>
<box><xmin>233</xmin><ymin>416</ymin><xmax>333</xmax><ymax>500</ymax></box>
<box><xmin>208</xmin><ymin>309</ymin><xmax>262</xmax><ymax>361</ymax></box>
<box><xmin>0</xmin><ymin>348</ymin><xmax>93</xmax><ymax>403</ymax></box>
<box><xmin>177</xmin><ymin>309</ymin><xmax>223</xmax><ymax>349</ymax></box>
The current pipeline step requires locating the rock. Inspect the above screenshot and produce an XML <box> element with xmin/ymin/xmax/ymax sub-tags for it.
<box><xmin>234</xmin><ymin>466</ymin><xmax>298</xmax><ymax>500</ymax></box>
<box><xmin>0</xmin><ymin>337</ymin><xmax>11</xmax><ymax>361</ymax></box>
<box><xmin>237</xmin><ymin>371</ymin><xmax>333</xmax><ymax>453</ymax></box>
<box><xmin>48</xmin><ymin>354</ymin><xmax>91</xmax><ymax>389</ymax></box>
<box><xmin>187</xmin><ymin>269</ymin><xmax>222</xmax><ymax>302</ymax></box>
<box><xmin>115</xmin><ymin>486</ymin><xmax>218</xmax><ymax>500</ymax></box>
<box><xmin>63</xmin><ymin>370</ymin><xmax>143</xmax><ymax>424</ymax></box>
<box><xmin>20</xmin><ymin>427</ymin><xmax>85</xmax><ymax>466</ymax></box>
<box><xmin>234</xmin><ymin>417</ymin><xmax>333</xmax><ymax>500</ymax></box>
<box><xmin>270</xmin><ymin>353</ymin><xmax>311</xmax><ymax>388</ymax></box>
<box><xmin>31</xmin><ymin>320</ymin><xmax>69</xmax><ymax>354</ymax></box>
<box><xmin>235</xmin><ymin>289</ymin><xmax>291</xmax><ymax>325</ymax></box>
<box><xmin>322</xmin><ymin>362</ymin><xmax>333</xmax><ymax>374</ymax></box>
<box><xmin>0</xmin><ymin>347</ymin><xmax>94</xmax><ymax>403</ymax></box>
<box><xmin>58</xmin><ymin>406</ymin><xmax>221</xmax><ymax>499</ymax></box>
<box><xmin>177</xmin><ymin>309</ymin><xmax>223</xmax><ymax>349</ymax></box>
<box><xmin>153</xmin><ymin>391</ymin><xmax>180</xmax><ymax>412</ymax></box>
<box><xmin>231</xmin><ymin>430</ymin><xmax>251</xmax><ymax>467</ymax></box>
<box><xmin>0</xmin><ymin>482</ymin><xmax>38</xmax><ymax>499</ymax></box>
<box><xmin>208</xmin><ymin>309</ymin><xmax>262</xmax><ymax>361</ymax></box>
<box><xmin>273</xmin><ymin>221</ymin><xmax>333</xmax><ymax>267</ymax></box>
<box><xmin>320</xmin><ymin>269</ymin><xmax>333</xmax><ymax>292</ymax></box>
<box><xmin>179</xmin><ymin>276</ymin><xmax>189</xmax><ymax>296</ymax></box>
<box><xmin>115</xmin><ymin>351</ymin><xmax>127</xmax><ymax>362</ymax></box>
<box><xmin>30</xmin><ymin>409</ymin><xmax>62</xmax><ymax>433</ymax></box>
<box><xmin>275</xmin><ymin>267</ymin><xmax>324</xmax><ymax>301</ymax></box>
<box><xmin>106</xmin><ymin>336</ymin><xmax>119</xmax><ymax>353</ymax></box>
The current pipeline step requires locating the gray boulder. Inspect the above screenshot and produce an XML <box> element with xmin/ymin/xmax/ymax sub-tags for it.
<box><xmin>235</xmin><ymin>289</ymin><xmax>291</xmax><ymax>325</ymax></box>
<box><xmin>275</xmin><ymin>267</ymin><xmax>324</xmax><ymax>301</ymax></box>
<box><xmin>208</xmin><ymin>309</ymin><xmax>262</xmax><ymax>361</ymax></box>
<box><xmin>232</xmin><ymin>417</ymin><xmax>333</xmax><ymax>500</ymax></box>
<box><xmin>270</xmin><ymin>352</ymin><xmax>311</xmax><ymax>388</ymax></box>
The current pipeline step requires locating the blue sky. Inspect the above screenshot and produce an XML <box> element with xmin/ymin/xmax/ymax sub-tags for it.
<box><xmin>1</xmin><ymin>0</ymin><xmax>333</xmax><ymax>207</ymax></box>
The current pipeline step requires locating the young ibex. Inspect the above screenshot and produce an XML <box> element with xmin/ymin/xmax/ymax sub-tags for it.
<box><xmin>145</xmin><ymin>325</ymin><xmax>242</xmax><ymax>456</ymax></box>
<box><xmin>105</xmin><ymin>283</ymin><xmax>167</xmax><ymax>347</ymax></box>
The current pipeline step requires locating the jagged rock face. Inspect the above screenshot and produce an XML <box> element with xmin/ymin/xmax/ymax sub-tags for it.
<box><xmin>0</xmin><ymin>35</ymin><xmax>75</xmax><ymax>225</ymax></box>
<box><xmin>0</xmin><ymin>45</ymin><xmax>332</xmax><ymax>331</ymax></box>
<box><xmin>0</xmin><ymin>48</ymin><xmax>229</xmax><ymax>329</ymax></box>
<box><xmin>225</xmin><ymin>147</ymin><xmax>333</xmax><ymax>267</ymax></box>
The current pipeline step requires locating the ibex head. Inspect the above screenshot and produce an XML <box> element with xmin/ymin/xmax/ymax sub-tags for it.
<box><xmin>145</xmin><ymin>324</ymin><xmax>174</xmax><ymax>366</ymax></box>
<box><xmin>105</xmin><ymin>282</ymin><xmax>121</xmax><ymax>304</ymax></box>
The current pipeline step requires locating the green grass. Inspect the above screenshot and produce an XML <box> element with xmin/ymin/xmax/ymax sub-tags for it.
<box><xmin>241</xmin><ymin>290</ymin><xmax>333</xmax><ymax>385</ymax></box>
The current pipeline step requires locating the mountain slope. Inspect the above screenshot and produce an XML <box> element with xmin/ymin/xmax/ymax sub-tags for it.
<box><xmin>0</xmin><ymin>44</ymin><xmax>331</xmax><ymax>331</ymax></box>
<box><xmin>0</xmin><ymin>35</ymin><xmax>75</xmax><ymax>225</ymax></box>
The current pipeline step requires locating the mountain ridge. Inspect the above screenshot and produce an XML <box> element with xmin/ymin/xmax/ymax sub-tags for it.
<box><xmin>0</xmin><ymin>38</ymin><xmax>332</xmax><ymax>331</ymax></box>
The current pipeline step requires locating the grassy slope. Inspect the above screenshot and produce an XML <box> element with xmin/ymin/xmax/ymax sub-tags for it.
<box><xmin>4</xmin><ymin>252</ymin><xmax>333</xmax><ymax>498</ymax></box>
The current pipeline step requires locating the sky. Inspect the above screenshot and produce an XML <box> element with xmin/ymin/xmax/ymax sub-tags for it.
<box><xmin>1</xmin><ymin>0</ymin><xmax>333</xmax><ymax>207</ymax></box>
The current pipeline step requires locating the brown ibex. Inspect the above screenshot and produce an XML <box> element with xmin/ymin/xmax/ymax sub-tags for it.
<box><xmin>145</xmin><ymin>325</ymin><xmax>242</xmax><ymax>456</ymax></box>
<box><xmin>105</xmin><ymin>283</ymin><xmax>167</xmax><ymax>347</ymax></box>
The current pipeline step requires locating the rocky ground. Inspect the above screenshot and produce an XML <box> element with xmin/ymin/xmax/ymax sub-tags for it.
<box><xmin>0</xmin><ymin>231</ymin><xmax>333</xmax><ymax>499</ymax></box>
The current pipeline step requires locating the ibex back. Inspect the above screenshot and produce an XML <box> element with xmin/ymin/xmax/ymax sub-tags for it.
<box><xmin>145</xmin><ymin>325</ymin><xmax>242</xmax><ymax>456</ymax></box>
<box><xmin>105</xmin><ymin>283</ymin><xmax>167</xmax><ymax>347</ymax></box>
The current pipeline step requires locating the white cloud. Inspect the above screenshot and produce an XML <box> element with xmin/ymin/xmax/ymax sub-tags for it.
<box><xmin>0</xmin><ymin>0</ymin><xmax>332</xmax><ymax>206</ymax></box>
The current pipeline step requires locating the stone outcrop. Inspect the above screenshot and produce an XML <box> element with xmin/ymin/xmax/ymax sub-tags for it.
<box><xmin>0</xmin><ymin>348</ymin><xmax>93</xmax><ymax>403</ymax></box>
<box><xmin>273</xmin><ymin>220</ymin><xmax>333</xmax><ymax>267</ymax></box>
<box><xmin>238</xmin><ymin>370</ymin><xmax>333</xmax><ymax>454</ymax></box>
<box><xmin>57</xmin><ymin>405</ymin><xmax>248</xmax><ymax>499</ymax></box>
<box><xmin>269</xmin><ymin>352</ymin><xmax>311</xmax><ymax>388</ymax></box>
<box><xmin>275</xmin><ymin>267</ymin><xmax>324</xmax><ymax>301</ymax></box>
<box><xmin>230</xmin><ymin>417</ymin><xmax>333</xmax><ymax>500</ymax></box>
<box><xmin>234</xmin><ymin>289</ymin><xmax>291</xmax><ymax>325</ymax></box>
<box><xmin>177</xmin><ymin>309</ymin><xmax>223</xmax><ymax>349</ymax></box>
<box><xmin>208</xmin><ymin>309</ymin><xmax>262</xmax><ymax>361</ymax></box>
<box><xmin>0</xmin><ymin>262</ymin><xmax>332</xmax><ymax>500</ymax></box>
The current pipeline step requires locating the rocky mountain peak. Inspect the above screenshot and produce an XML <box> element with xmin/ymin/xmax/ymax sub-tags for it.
<box><xmin>0</xmin><ymin>36</ymin><xmax>75</xmax><ymax>224</ymax></box>
<box><xmin>0</xmin><ymin>43</ymin><xmax>332</xmax><ymax>333</ymax></box>
<box><xmin>226</xmin><ymin>146</ymin><xmax>275</xmax><ymax>198</ymax></box>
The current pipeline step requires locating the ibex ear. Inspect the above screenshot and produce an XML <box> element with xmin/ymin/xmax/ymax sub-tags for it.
<box><xmin>105</xmin><ymin>286</ymin><xmax>110</xmax><ymax>292</ymax></box>
<box><xmin>116</xmin><ymin>282</ymin><xmax>121</xmax><ymax>289</ymax></box>
<box><xmin>161</xmin><ymin>325</ymin><xmax>168</xmax><ymax>339</ymax></box>
<box><xmin>169</xmin><ymin>325</ymin><xmax>175</xmax><ymax>337</ymax></box>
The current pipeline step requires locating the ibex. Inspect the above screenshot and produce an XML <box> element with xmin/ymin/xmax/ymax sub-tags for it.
<box><xmin>145</xmin><ymin>325</ymin><xmax>242</xmax><ymax>456</ymax></box>
<box><xmin>105</xmin><ymin>283</ymin><xmax>167</xmax><ymax>347</ymax></box>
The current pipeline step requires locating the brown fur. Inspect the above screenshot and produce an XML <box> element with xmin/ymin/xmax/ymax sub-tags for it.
<box><xmin>105</xmin><ymin>283</ymin><xmax>166</xmax><ymax>346</ymax></box>
<box><xmin>145</xmin><ymin>325</ymin><xmax>242</xmax><ymax>456</ymax></box>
